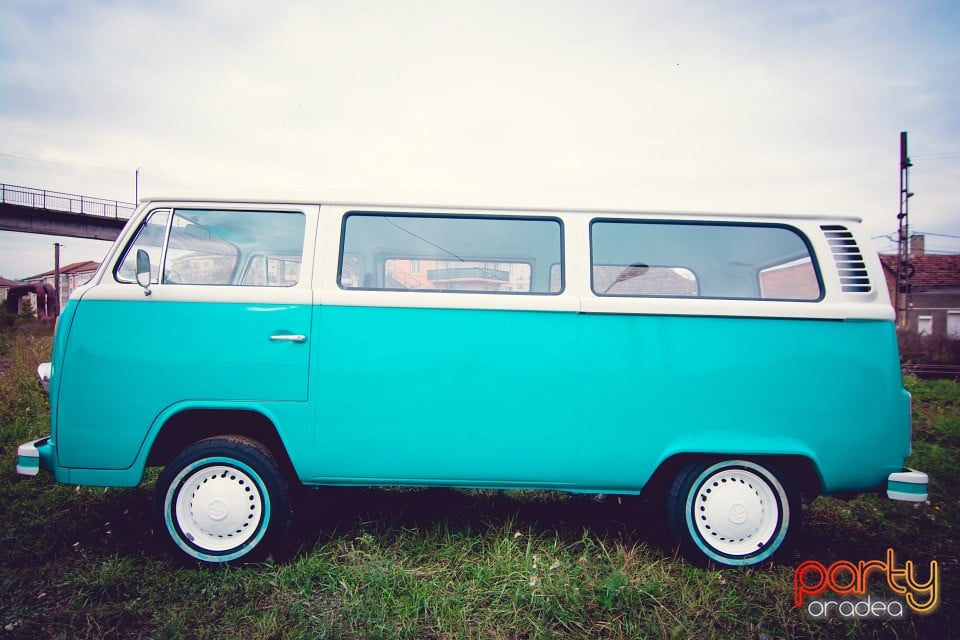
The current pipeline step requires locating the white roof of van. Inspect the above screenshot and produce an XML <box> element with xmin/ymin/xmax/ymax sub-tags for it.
<box><xmin>138</xmin><ymin>197</ymin><xmax>863</xmax><ymax>224</ymax></box>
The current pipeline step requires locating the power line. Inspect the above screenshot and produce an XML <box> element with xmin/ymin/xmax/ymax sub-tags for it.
<box><xmin>914</xmin><ymin>231</ymin><xmax>960</xmax><ymax>239</ymax></box>
<box><xmin>0</xmin><ymin>149</ymin><xmax>129</xmax><ymax>174</ymax></box>
<box><xmin>874</xmin><ymin>230</ymin><xmax>960</xmax><ymax>243</ymax></box>
<box><xmin>912</xmin><ymin>152</ymin><xmax>960</xmax><ymax>160</ymax></box>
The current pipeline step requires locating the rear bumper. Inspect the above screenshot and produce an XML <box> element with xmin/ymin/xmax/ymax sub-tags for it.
<box><xmin>16</xmin><ymin>437</ymin><xmax>52</xmax><ymax>476</ymax></box>
<box><xmin>887</xmin><ymin>467</ymin><xmax>928</xmax><ymax>502</ymax></box>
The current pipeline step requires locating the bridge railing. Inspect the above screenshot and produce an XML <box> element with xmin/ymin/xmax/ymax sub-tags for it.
<box><xmin>1</xmin><ymin>183</ymin><xmax>136</xmax><ymax>220</ymax></box>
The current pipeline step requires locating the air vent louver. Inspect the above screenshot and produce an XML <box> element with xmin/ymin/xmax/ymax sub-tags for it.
<box><xmin>821</xmin><ymin>225</ymin><xmax>872</xmax><ymax>293</ymax></box>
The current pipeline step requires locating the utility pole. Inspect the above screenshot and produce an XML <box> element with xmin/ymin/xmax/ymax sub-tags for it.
<box><xmin>895</xmin><ymin>132</ymin><xmax>914</xmax><ymax>329</ymax></box>
<box><xmin>135</xmin><ymin>167</ymin><xmax>141</xmax><ymax>203</ymax></box>
<box><xmin>53</xmin><ymin>242</ymin><xmax>61</xmax><ymax>317</ymax></box>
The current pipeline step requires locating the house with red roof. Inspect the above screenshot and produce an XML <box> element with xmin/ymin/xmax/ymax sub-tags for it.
<box><xmin>879</xmin><ymin>236</ymin><xmax>960</xmax><ymax>339</ymax></box>
<box><xmin>22</xmin><ymin>260</ymin><xmax>101</xmax><ymax>313</ymax></box>
<box><xmin>0</xmin><ymin>276</ymin><xmax>20</xmax><ymax>302</ymax></box>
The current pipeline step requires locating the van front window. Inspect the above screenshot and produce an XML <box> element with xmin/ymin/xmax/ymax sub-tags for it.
<box><xmin>114</xmin><ymin>209</ymin><xmax>169</xmax><ymax>284</ymax></box>
<box><xmin>115</xmin><ymin>208</ymin><xmax>306</xmax><ymax>287</ymax></box>
<box><xmin>164</xmin><ymin>213</ymin><xmax>239</xmax><ymax>285</ymax></box>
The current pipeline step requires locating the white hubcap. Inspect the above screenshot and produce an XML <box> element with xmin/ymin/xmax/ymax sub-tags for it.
<box><xmin>173</xmin><ymin>464</ymin><xmax>263</xmax><ymax>552</ymax></box>
<box><xmin>692</xmin><ymin>467</ymin><xmax>780</xmax><ymax>557</ymax></box>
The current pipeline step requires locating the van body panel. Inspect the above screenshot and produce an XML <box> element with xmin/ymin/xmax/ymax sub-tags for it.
<box><xmin>577</xmin><ymin>314</ymin><xmax>909</xmax><ymax>493</ymax></box>
<box><xmin>45</xmin><ymin>297</ymin><xmax>81</xmax><ymax>446</ymax></box>
<box><xmin>56</xmin><ymin>298</ymin><xmax>311</xmax><ymax>470</ymax></box>
<box><xmin>142</xmin><ymin>399</ymin><xmax>315</xmax><ymax>480</ymax></box>
<box><xmin>305</xmin><ymin>305</ymin><xmax>578</xmax><ymax>484</ymax></box>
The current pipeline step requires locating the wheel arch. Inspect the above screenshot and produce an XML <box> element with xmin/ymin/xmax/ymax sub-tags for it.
<box><xmin>642</xmin><ymin>452</ymin><xmax>823</xmax><ymax>503</ymax></box>
<box><xmin>146</xmin><ymin>407</ymin><xmax>298</xmax><ymax>483</ymax></box>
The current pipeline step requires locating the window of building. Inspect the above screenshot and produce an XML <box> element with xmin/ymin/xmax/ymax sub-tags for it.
<box><xmin>946</xmin><ymin>311</ymin><xmax>959</xmax><ymax>339</ymax></box>
<box><xmin>918</xmin><ymin>315</ymin><xmax>933</xmax><ymax>336</ymax></box>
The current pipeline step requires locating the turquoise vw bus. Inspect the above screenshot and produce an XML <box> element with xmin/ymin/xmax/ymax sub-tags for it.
<box><xmin>17</xmin><ymin>200</ymin><xmax>927</xmax><ymax>566</ymax></box>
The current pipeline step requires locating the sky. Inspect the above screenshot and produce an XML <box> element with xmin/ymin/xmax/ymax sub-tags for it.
<box><xmin>1</xmin><ymin>0</ymin><xmax>958</xmax><ymax>279</ymax></box>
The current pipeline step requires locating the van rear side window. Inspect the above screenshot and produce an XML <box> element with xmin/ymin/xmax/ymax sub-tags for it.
<box><xmin>338</xmin><ymin>213</ymin><xmax>563</xmax><ymax>294</ymax></box>
<box><xmin>590</xmin><ymin>220</ymin><xmax>822</xmax><ymax>301</ymax></box>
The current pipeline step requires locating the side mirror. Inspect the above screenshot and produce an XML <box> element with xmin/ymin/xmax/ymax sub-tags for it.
<box><xmin>135</xmin><ymin>249</ymin><xmax>152</xmax><ymax>296</ymax></box>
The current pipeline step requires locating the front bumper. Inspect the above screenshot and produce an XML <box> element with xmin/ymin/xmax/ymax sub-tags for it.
<box><xmin>16</xmin><ymin>437</ymin><xmax>51</xmax><ymax>476</ymax></box>
<box><xmin>887</xmin><ymin>468</ymin><xmax>928</xmax><ymax>502</ymax></box>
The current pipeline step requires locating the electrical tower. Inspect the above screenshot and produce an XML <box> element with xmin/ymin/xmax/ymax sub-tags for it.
<box><xmin>895</xmin><ymin>131</ymin><xmax>913</xmax><ymax>328</ymax></box>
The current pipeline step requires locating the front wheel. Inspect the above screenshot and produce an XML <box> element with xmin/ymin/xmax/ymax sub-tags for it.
<box><xmin>667</xmin><ymin>459</ymin><xmax>798</xmax><ymax>567</ymax></box>
<box><xmin>154</xmin><ymin>436</ymin><xmax>289</xmax><ymax>564</ymax></box>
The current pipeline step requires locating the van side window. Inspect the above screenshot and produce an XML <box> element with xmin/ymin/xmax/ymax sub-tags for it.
<box><xmin>164</xmin><ymin>209</ymin><xmax>305</xmax><ymax>286</ymax></box>
<box><xmin>115</xmin><ymin>209</ymin><xmax>170</xmax><ymax>284</ymax></box>
<box><xmin>591</xmin><ymin>220</ymin><xmax>822</xmax><ymax>301</ymax></box>
<box><xmin>115</xmin><ymin>209</ymin><xmax>306</xmax><ymax>287</ymax></box>
<box><xmin>164</xmin><ymin>212</ymin><xmax>239</xmax><ymax>285</ymax></box>
<box><xmin>758</xmin><ymin>259</ymin><xmax>821</xmax><ymax>300</ymax></box>
<box><xmin>339</xmin><ymin>213</ymin><xmax>563</xmax><ymax>294</ymax></box>
<box><xmin>593</xmin><ymin>264</ymin><xmax>699</xmax><ymax>296</ymax></box>
<box><xmin>240</xmin><ymin>255</ymin><xmax>303</xmax><ymax>286</ymax></box>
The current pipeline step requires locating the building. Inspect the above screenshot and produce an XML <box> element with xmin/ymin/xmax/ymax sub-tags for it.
<box><xmin>386</xmin><ymin>259</ymin><xmax>533</xmax><ymax>292</ymax></box>
<box><xmin>879</xmin><ymin>236</ymin><xmax>960</xmax><ymax>339</ymax></box>
<box><xmin>0</xmin><ymin>276</ymin><xmax>19</xmax><ymax>302</ymax></box>
<box><xmin>22</xmin><ymin>260</ymin><xmax>101</xmax><ymax>313</ymax></box>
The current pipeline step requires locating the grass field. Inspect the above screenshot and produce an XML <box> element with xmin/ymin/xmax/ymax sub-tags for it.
<box><xmin>1</xmin><ymin>322</ymin><xmax>956</xmax><ymax>639</ymax></box>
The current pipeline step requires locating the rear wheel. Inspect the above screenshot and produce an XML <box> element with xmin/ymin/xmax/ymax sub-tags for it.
<box><xmin>667</xmin><ymin>459</ymin><xmax>798</xmax><ymax>567</ymax></box>
<box><xmin>154</xmin><ymin>436</ymin><xmax>289</xmax><ymax>564</ymax></box>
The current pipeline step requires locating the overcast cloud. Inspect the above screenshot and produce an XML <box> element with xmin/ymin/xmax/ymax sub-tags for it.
<box><xmin>1</xmin><ymin>0</ymin><xmax>958</xmax><ymax>279</ymax></box>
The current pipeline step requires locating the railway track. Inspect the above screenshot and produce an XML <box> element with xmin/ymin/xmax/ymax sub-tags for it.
<box><xmin>902</xmin><ymin>363</ymin><xmax>960</xmax><ymax>380</ymax></box>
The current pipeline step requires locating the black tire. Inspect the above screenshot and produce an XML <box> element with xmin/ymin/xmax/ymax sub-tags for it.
<box><xmin>667</xmin><ymin>459</ymin><xmax>798</xmax><ymax>567</ymax></box>
<box><xmin>154</xmin><ymin>435</ymin><xmax>290</xmax><ymax>564</ymax></box>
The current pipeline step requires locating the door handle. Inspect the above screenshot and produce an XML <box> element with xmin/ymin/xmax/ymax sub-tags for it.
<box><xmin>269</xmin><ymin>334</ymin><xmax>307</xmax><ymax>343</ymax></box>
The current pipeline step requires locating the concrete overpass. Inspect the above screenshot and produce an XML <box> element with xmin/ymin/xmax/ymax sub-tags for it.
<box><xmin>0</xmin><ymin>183</ymin><xmax>135</xmax><ymax>241</ymax></box>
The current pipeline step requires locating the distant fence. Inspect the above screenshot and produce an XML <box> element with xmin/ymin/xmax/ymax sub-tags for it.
<box><xmin>0</xmin><ymin>183</ymin><xmax>136</xmax><ymax>220</ymax></box>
